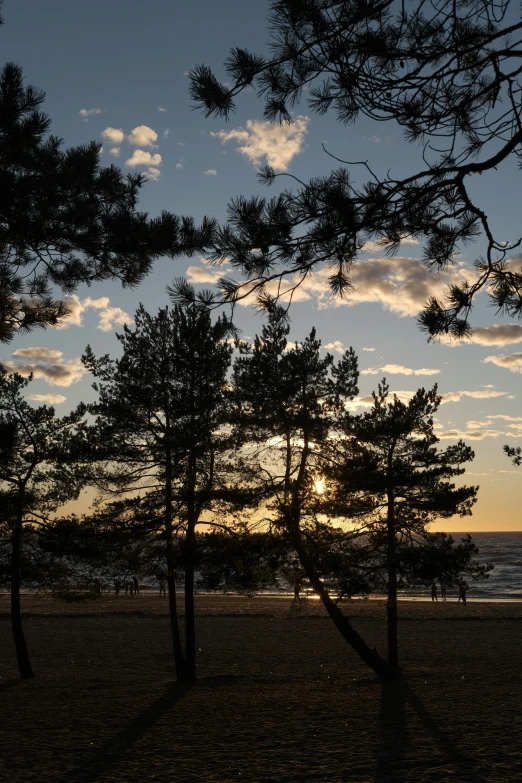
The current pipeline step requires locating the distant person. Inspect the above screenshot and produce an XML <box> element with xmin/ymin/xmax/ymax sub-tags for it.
<box><xmin>458</xmin><ymin>582</ymin><xmax>468</xmax><ymax>605</ymax></box>
<box><xmin>133</xmin><ymin>576</ymin><xmax>139</xmax><ymax>595</ymax></box>
<box><xmin>431</xmin><ymin>583</ymin><xmax>438</xmax><ymax>602</ymax></box>
<box><xmin>114</xmin><ymin>578</ymin><xmax>121</xmax><ymax>598</ymax></box>
<box><xmin>124</xmin><ymin>579</ymin><xmax>129</xmax><ymax>595</ymax></box>
<box><xmin>129</xmin><ymin>580</ymin><xmax>134</xmax><ymax>597</ymax></box>
<box><xmin>439</xmin><ymin>581</ymin><xmax>447</xmax><ymax>601</ymax></box>
<box><xmin>159</xmin><ymin>577</ymin><xmax>166</xmax><ymax>597</ymax></box>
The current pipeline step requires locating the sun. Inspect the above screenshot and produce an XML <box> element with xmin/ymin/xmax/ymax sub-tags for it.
<box><xmin>314</xmin><ymin>478</ymin><xmax>326</xmax><ymax>495</ymax></box>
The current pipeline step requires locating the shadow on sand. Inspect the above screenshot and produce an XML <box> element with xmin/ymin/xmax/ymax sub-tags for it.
<box><xmin>374</xmin><ymin>679</ymin><xmax>486</xmax><ymax>783</ymax></box>
<box><xmin>56</xmin><ymin>675</ymin><xmax>242</xmax><ymax>783</ymax></box>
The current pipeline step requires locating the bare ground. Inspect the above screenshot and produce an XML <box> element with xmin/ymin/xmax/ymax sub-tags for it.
<box><xmin>1</xmin><ymin>594</ymin><xmax>521</xmax><ymax>783</ymax></box>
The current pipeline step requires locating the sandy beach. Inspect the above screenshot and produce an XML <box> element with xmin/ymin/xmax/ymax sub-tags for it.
<box><xmin>1</xmin><ymin>594</ymin><xmax>522</xmax><ymax>782</ymax></box>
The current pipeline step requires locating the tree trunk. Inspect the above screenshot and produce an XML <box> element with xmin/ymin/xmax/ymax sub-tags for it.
<box><xmin>386</xmin><ymin>489</ymin><xmax>399</xmax><ymax>669</ymax></box>
<box><xmin>10</xmin><ymin>506</ymin><xmax>34</xmax><ymax>679</ymax></box>
<box><xmin>291</xmin><ymin>528</ymin><xmax>399</xmax><ymax>680</ymax></box>
<box><xmin>165</xmin><ymin>452</ymin><xmax>187</xmax><ymax>683</ymax></box>
<box><xmin>184</xmin><ymin>518</ymin><xmax>197</xmax><ymax>684</ymax></box>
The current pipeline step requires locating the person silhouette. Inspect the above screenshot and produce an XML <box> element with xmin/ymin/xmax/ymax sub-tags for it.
<box><xmin>132</xmin><ymin>576</ymin><xmax>139</xmax><ymax>595</ymax></box>
<box><xmin>458</xmin><ymin>582</ymin><xmax>468</xmax><ymax>605</ymax></box>
<box><xmin>159</xmin><ymin>577</ymin><xmax>166</xmax><ymax>597</ymax></box>
<box><xmin>114</xmin><ymin>578</ymin><xmax>121</xmax><ymax>598</ymax></box>
<box><xmin>431</xmin><ymin>582</ymin><xmax>438</xmax><ymax>602</ymax></box>
<box><xmin>439</xmin><ymin>581</ymin><xmax>447</xmax><ymax>601</ymax></box>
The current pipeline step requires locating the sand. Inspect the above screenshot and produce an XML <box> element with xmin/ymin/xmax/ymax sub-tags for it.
<box><xmin>1</xmin><ymin>593</ymin><xmax>522</xmax><ymax>782</ymax></box>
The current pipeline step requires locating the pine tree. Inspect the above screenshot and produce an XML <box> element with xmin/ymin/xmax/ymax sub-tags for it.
<box><xmin>188</xmin><ymin>0</ymin><xmax>522</xmax><ymax>336</ymax></box>
<box><xmin>0</xmin><ymin>369</ymin><xmax>86</xmax><ymax>677</ymax></box>
<box><xmin>82</xmin><ymin>299</ymin><xmax>243</xmax><ymax>684</ymax></box>
<box><xmin>232</xmin><ymin>308</ymin><xmax>398</xmax><ymax>679</ymax></box>
<box><xmin>326</xmin><ymin>381</ymin><xmax>478</xmax><ymax>667</ymax></box>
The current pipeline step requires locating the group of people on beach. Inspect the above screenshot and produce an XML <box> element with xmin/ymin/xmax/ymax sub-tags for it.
<box><xmin>431</xmin><ymin>581</ymin><xmax>468</xmax><ymax>604</ymax></box>
<box><xmin>110</xmin><ymin>575</ymin><xmax>168</xmax><ymax>597</ymax></box>
<box><xmin>112</xmin><ymin>576</ymin><xmax>140</xmax><ymax>597</ymax></box>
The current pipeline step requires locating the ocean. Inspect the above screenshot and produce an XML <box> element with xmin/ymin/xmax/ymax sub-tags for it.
<box><xmin>397</xmin><ymin>532</ymin><xmax>522</xmax><ymax>600</ymax></box>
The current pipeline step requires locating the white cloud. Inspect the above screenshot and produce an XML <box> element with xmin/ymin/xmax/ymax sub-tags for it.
<box><xmin>55</xmin><ymin>294</ymin><xmax>133</xmax><ymax>332</ymax></box>
<box><xmin>439</xmin><ymin>324</ymin><xmax>522</xmax><ymax>348</ymax></box>
<box><xmin>125</xmin><ymin>150</ymin><xmax>162</xmax><ymax>167</ymax></box>
<box><xmin>158</xmin><ymin>106</ymin><xmax>166</xmax><ymax>112</ymax></box>
<box><xmin>487</xmin><ymin>414</ymin><xmax>522</xmax><ymax>422</ymax></box>
<box><xmin>12</xmin><ymin>347</ymin><xmax>63</xmax><ymax>361</ymax></box>
<box><xmin>79</xmin><ymin>108</ymin><xmax>102</xmax><ymax>119</ymax></box>
<box><xmin>146</xmin><ymin>167</ymin><xmax>161</xmax><ymax>180</ymax></box>
<box><xmin>30</xmin><ymin>394</ymin><xmax>67</xmax><ymax>404</ymax></box>
<box><xmin>438</xmin><ymin>428</ymin><xmax>506</xmax><ymax>440</ymax></box>
<box><xmin>204</xmin><ymin>169</ymin><xmax>217</xmax><ymax>176</ymax></box>
<box><xmin>127</xmin><ymin>125</ymin><xmax>158</xmax><ymax>148</ymax></box>
<box><xmin>109</xmin><ymin>147</ymin><xmax>120</xmax><ymax>157</ymax></box>
<box><xmin>178</xmin><ymin>141</ymin><xmax>185</xmax><ymax>146</ymax></box>
<box><xmin>3</xmin><ymin>358</ymin><xmax>85</xmax><ymax>387</ymax></box>
<box><xmin>83</xmin><ymin>297</ymin><xmax>133</xmax><ymax>332</ymax></box>
<box><xmin>210</xmin><ymin>115</ymin><xmax>309</xmax><ymax>172</ymax></box>
<box><xmin>175</xmin><ymin>162</ymin><xmax>184</xmax><ymax>170</ymax></box>
<box><xmin>324</xmin><ymin>341</ymin><xmax>345</xmax><ymax>354</ymax></box>
<box><xmin>484</xmin><ymin>353</ymin><xmax>522</xmax><ymax>373</ymax></box>
<box><xmin>101</xmin><ymin>127</ymin><xmax>125</xmax><ymax>144</ymax></box>
<box><xmin>346</xmin><ymin>390</ymin><xmax>417</xmax><ymax>410</ymax></box>
<box><xmin>362</xmin><ymin>347</ymin><xmax>375</xmax><ymax>352</ymax></box>
<box><xmin>362</xmin><ymin>135</ymin><xmax>381</xmax><ymax>143</ymax></box>
<box><xmin>163</xmin><ymin>128</ymin><xmax>170</xmax><ymax>138</ymax></box>
<box><xmin>439</xmin><ymin>389</ymin><xmax>509</xmax><ymax>404</ymax></box>
<box><xmin>361</xmin><ymin>364</ymin><xmax>440</xmax><ymax>376</ymax></box>
<box><xmin>361</xmin><ymin>237</ymin><xmax>419</xmax><ymax>253</ymax></box>
<box><xmin>186</xmin><ymin>265</ymin><xmax>222</xmax><ymax>284</ymax></box>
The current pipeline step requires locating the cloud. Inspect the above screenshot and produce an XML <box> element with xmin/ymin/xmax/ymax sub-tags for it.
<box><xmin>146</xmin><ymin>167</ymin><xmax>161</xmax><ymax>180</ymax></box>
<box><xmin>101</xmin><ymin>127</ymin><xmax>125</xmax><ymax>144</ymax></box>
<box><xmin>175</xmin><ymin>162</ymin><xmax>184</xmax><ymax>170</ymax></box>
<box><xmin>346</xmin><ymin>390</ymin><xmax>417</xmax><ymax>410</ymax></box>
<box><xmin>362</xmin><ymin>347</ymin><xmax>375</xmax><ymax>352</ymax></box>
<box><xmin>3</xmin><ymin>358</ymin><xmax>85</xmax><ymax>387</ymax></box>
<box><xmin>210</xmin><ymin>115</ymin><xmax>309</xmax><ymax>171</ymax></box>
<box><xmin>55</xmin><ymin>294</ymin><xmax>133</xmax><ymax>332</ymax></box>
<box><xmin>12</xmin><ymin>347</ymin><xmax>63</xmax><ymax>361</ymax></box>
<box><xmin>361</xmin><ymin>364</ymin><xmax>440</xmax><ymax>376</ymax></box>
<box><xmin>484</xmin><ymin>353</ymin><xmax>522</xmax><ymax>373</ymax></box>
<box><xmin>186</xmin><ymin>265</ymin><xmax>222</xmax><ymax>284</ymax></box>
<box><xmin>127</xmin><ymin>125</ymin><xmax>158</xmax><ymax>148</ymax></box>
<box><xmin>178</xmin><ymin>141</ymin><xmax>185</xmax><ymax>146</ymax></box>
<box><xmin>30</xmin><ymin>394</ymin><xmax>67</xmax><ymax>404</ymax></box>
<box><xmin>125</xmin><ymin>150</ymin><xmax>162</xmax><ymax>167</ymax></box>
<box><xmin>438</xmin><ymin>428</ymin><xmax>506</xmax><ymax>440</ymax></box>
<box><xmin>79</xmin><ymin>108</ymin><xmax>102</xmax><ymax>120</ymax></box>
<box><xmin>109</xmin><ymin>147</ymin><xmax>120</xmax><ymax>157</ymax></box>
<box><xmin>361</xmin><ymin>238</ymin><xmax>419</xmax><ymax>253</ymax></box>
<box><xmin>163</xmin><ymin>128</ymin><xmax>170</xmax><ymax>138</ymax></box>
<box><xmin>323</xmin><ymin>341</ymin><xmax>345</xmax><ymax>354</ymax></box>
<box><xmin>362</xmin><ymin>135</ymin><xmax>381</xmax><ymax>143</ymax></box>
<box><xmin>439</xmin><ymin>324</ymin><xmax>522</xmax><ymax>348</ymax></box>
<box><xmin>83</xmin><ymin>297</ymin><xmax>133</xmax><ymax>332</ymax></box>
<box><xmin>487</xmin><ymin>414</ymin><xmax>522</xmax><ymax>422</ymax></box>
<box><xmin>158</xmin><ymin>106</ymin><xmax>166</xmax><ymax>112</ymax></box>
<box><xmin>204</xmin><ymin>169</ymin><xmax>217</xmax><ymax>176</ymax></box>
<box><xmin>439</xmin><ymin>389</ymin><xmax>509</xmax><ymax>403</ymax></box>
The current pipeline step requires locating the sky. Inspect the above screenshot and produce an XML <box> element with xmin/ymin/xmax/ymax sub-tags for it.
<box><xmin>2</xmin><ymin>0</ymin><xmax>522</xmax><ymax>531</ymax></box>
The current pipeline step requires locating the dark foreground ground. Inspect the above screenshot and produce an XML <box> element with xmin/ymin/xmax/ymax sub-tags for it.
<box><xmin>1</xmin><ymin>594</ymin><xmax>522</xmax><ymax>783</ymax></box>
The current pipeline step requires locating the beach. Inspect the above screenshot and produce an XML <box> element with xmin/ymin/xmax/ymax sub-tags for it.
<box><xmin>1</xmin><ymin>594</ymin><xmax>522</xmax><ymax>782</ymax></box>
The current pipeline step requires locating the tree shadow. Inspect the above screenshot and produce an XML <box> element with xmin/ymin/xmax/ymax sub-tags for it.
<box><xmin>56</xmin><ymin>681</ymin><xmax>189</xmax><ymax>783</ymax></box>
<box><xmin>374</xmin><ymin>679</ymin><xmax>486</xmax><ymax>783</ymax></box>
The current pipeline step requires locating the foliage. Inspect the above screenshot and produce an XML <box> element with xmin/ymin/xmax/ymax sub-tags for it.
<box><xmin>0</xmin><ymin>53</ymin><xmax>213</xmax><ymax>342</ymax></box>
<box><xmin>188</xmin><ymin>0</ymin><xmax>522</xmax><ymax>336</ymax></box>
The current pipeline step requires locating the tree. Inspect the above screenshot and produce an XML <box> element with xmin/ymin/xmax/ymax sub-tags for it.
<box><xmin>82</xmin><ymin>300</ymin><xmax>245</xmax><ymax>684</ymax></box>
<box><xmin>188</xmin><ymin>0</ymin><xmax>522</xmax><ymax>336</ymax></box>
<box><xmin>0</xmin><ymin>369</ymin><xmax>86</xmax><ymax>677</ymax></box>
<box><xmin>232</xmin><ymin>308</ymin><xmax>398</xmax><ymax>679</ymax></box>
<box><xmin>326</xmin><ymin>381</ymin><xmax>478</xmax><ymax>667</ymax></box>
<box><xmin>0</xmin><ymin>8</ymin><xmax>212</xmax><ymax>343</ymax></box>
